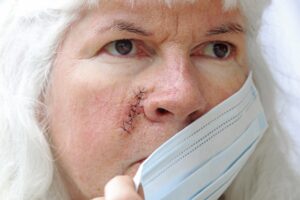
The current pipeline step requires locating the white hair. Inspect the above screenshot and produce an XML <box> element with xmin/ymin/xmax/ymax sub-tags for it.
<box><xmin>0</xmin><ymin>0</ymin><xmax>299</xmax><ymax>199</ymax></box>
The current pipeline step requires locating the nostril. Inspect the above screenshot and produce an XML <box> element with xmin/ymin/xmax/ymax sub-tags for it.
<box><xmin>156</xmin><ymin>108</ymin><xmax>169</xmax><ymax>116</ymax></box>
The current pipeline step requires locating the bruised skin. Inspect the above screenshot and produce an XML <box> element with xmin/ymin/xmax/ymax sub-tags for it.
<box><xmin>46</xmin><ymin>0</ymin><xmax>248</xmax><ymax>199</ymax></box>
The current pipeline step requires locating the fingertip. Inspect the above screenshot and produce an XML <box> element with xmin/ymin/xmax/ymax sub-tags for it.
<box><xmin>104</xmin><ymin>175</ymin><xmax>142</xmax><ymax>200</ymax></box>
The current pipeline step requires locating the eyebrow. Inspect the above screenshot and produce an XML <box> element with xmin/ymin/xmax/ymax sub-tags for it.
<box><xmin>100</xmin><ymin>20</ymin><xmax>153</xmax><ymax>37</ymax></box>
<box><xmin>206</xmin><ymin>23</ymin><xmax>245</xmax><ymax>36</ymax></box>
<box><xmin>99</xmin><ymin>20</ymin><xmax>243</xmax><ymax>38</ymax></box>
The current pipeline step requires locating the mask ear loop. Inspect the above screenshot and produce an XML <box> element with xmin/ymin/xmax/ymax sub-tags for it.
<box><xmin>134</xmin><ymin>164</ymin><xmax>145</xmax><ymax>198</ymax></box>
<box><xmin>134</xmin><ymin>163</ymin><xmax>143</xmax><ymax>191</ymax></box>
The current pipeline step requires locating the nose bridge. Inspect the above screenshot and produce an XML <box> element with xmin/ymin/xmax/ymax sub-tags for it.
<box><xmin>166</xmin><ymin>56</ymin><xmax>197</xmax><ymax>97</ymax></box>
<box><xmin>164</xmin><ymin>54</ymin><xmax>204</xmax><ymax>108</ymax></box>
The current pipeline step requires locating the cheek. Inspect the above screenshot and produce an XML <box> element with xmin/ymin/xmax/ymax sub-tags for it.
<box><xmin>49</xmin><ymin>81</ymin><xmax>132</xmax><ymax>159</ymax></box>
<box><xmin>47</xmin><ymin>77</ymin><xmax>135</xmax><ymax>195</ymax></box>
<box><xmin>48</xmin><ymin>58</ymin><xmax>129</xmax><ymax>150</ymax></box>
<box><xmin>198</xmin><ymin>66</ymin><xmax>247</xmax><ymax>109</ymax></box>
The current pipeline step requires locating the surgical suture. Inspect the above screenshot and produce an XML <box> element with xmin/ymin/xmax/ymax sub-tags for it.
<box><xmin>121</xmin><ymin>89</ymin><xmax>146</xmax><ymax>133</ymax></box>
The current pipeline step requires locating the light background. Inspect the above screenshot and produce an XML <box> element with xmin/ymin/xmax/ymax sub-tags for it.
<box><xmin>260</xmin><ymin>0</ymin><xmax>300</xmax><ymax>169</ymax></box>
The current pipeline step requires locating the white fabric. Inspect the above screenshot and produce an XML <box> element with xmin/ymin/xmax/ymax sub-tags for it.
<box><xmin>134</xmin><ymin>73</ymin><xmax>268</xmax><ymax>200</ymax></box>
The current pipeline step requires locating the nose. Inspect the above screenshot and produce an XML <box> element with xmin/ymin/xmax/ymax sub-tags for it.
<box><xmin>143</xmin><ymin>58</ymin><xmax>208</xmax><ymax>124</ymax></box>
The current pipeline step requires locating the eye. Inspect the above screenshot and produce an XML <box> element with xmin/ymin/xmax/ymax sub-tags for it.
<box><xmin>202</xmin><ymin>42</ymin><xmax>234</xmax><ymax>59</ymax></box>
<box><xmin>104</xmin><ymin>39</ymin><xmax>137</xmax><ymax>56</ymax></box>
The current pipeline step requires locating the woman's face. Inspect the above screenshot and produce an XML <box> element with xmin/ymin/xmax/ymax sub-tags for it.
<box><xmin>46</xmin><ymin>0</ymin><xmax>248</xmax><ymax>199</ymax></box>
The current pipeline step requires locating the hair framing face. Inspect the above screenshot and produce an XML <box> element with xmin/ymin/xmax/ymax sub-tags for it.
<box><xmin>4</xmin><ymin>1</ymin><xmax>300</xmax><ymax>200</ymax></box>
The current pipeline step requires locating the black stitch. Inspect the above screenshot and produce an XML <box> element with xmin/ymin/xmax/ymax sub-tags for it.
<box><xmin>121</xmin><ymin>88</ymin><xmax>146</xmax><ymax>134</ymax></box>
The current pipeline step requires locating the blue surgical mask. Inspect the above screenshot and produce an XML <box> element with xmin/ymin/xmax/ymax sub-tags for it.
<box><xmin>134</xmin><ymin>72</ymin><xmax>268</xmax><ymax>200</ymax></box>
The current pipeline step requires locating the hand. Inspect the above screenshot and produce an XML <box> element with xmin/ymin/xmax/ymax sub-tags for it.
<box><xmin>91</xmin><ymin>175</ymin><xmax>143</xmax><ymax>200</ymax></box>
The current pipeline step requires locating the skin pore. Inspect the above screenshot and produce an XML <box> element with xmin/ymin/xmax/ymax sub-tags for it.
<box><xmin>45</xmin><ymin>0</ymin><xmax>248</xmax><ymax>199</ymax></box>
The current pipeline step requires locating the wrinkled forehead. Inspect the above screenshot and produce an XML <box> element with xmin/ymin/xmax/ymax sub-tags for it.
<box><xmin>95</xmin><ymin>0</ymin><xmax>235</xmax><ymax>8</ymax></box>
<box><xmin>11</xmin><ymin>0</ymin><xmax>239</xmax><ymax>14</ymax></box>
<box><xmin>76</xmin><ymin>0</ymin><xmax>243</xmax><ymax>37</ymax></box>
<box><xmin>90</xmin><ymin>0</ymin><xmax>236</xmax><ymax>13</ymax></box>
<box><xmin>80</xmin><ymin>0</ymin><xmax>240</xmax><ymax>17</ymax></box>
<box><xmin>86</xmin><ymin>0</ymin><xmax>239</xmax><ymax>14</ymax></box>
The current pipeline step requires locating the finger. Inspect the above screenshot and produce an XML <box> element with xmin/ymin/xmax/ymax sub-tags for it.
<box><xmin>105</xmin><ymin>175</ymin><xmax>142</xmax><ymax>200</ymax></box>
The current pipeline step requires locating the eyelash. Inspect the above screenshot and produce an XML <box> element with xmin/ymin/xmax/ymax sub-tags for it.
<box><xmin>100</xmin><ymin>39</ymin><xmax>236</xmax><ymax>60</ymax></box>
<box><xmin>102</xmin><ymin>39</ymin><xmax>151</xmax><ymax>58</ymax></box>
<box><xmin>191</xmin><ymin>41</ymin><xmax>236</xmax><ymax>60</ymax></box>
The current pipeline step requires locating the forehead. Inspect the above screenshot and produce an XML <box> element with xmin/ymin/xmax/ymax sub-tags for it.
<box><xmin>94</xmin><ymin>0</ymin><xmax>236</xmax><ymax>9</ymax></box>
<box><xmin>89</xmin><ymin>0</ymin><xmax>238</xmax><ymax>16</ymax></box>
<box><xmin>80</xmin><ymin>0</ymin><xmax>243</xmax><ymax>34</ymax></box>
